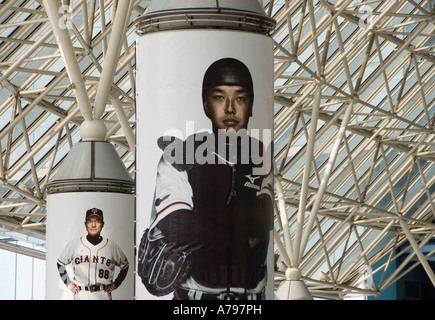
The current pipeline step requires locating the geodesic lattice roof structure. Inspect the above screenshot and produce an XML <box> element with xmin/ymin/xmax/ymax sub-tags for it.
<box><xmin>0</xmin><ymin>0</ymin><xmax>434</xmax><ymax>299</ymax></box>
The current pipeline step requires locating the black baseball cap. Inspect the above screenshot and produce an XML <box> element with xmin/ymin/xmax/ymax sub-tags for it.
<box><xmin>85</xmin><ymin>208</ymin><xmax>104</xmax><ymax>221</ymax></box>
<box><xmin>202</xmin><ymin>58</ymin><xmax>254</xmax><ymax>102</ymax></box>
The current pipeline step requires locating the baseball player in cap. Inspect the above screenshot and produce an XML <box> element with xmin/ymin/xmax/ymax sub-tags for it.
<box><xmin>57</xmin><ymin>208</ymin><xmax>129</xmax><ymax>300</ymax></box>
<box><xmin>201</xmin><ymin>57</ymin><xmax>254</xmax><ymax>134</ymax></box>
<box><xmin>139</xmin><ymin>58</ymin><xmax>273</xmax><ymax>300</ymax></box>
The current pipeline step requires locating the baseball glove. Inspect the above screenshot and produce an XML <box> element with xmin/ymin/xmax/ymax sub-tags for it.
<box><xmin>137</xmin><ymin>228</ymin><xmax>191</xmax><ymax>296</ymax></box>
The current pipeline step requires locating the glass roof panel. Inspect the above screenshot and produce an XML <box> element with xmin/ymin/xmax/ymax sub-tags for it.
<box><xmin>0</xmin><ymin>0</ymin><xmax>434</xmax><ymax>299</ymax></box>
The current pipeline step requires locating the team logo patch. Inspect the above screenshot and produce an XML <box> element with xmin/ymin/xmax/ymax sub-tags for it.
<box><xmin>244</xmin><ymin>175</ymin><xmax>261</xmax><ymax>191</ymax></box>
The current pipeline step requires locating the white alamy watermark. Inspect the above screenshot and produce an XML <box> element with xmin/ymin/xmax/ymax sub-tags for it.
<box><xmin>59</xmin><ymin>5</ymin><xmax>74</xmax><ymax>30</ymax></box>
<box><xmin>327</xmin><ymin>1</ymin><xmax>375</xmax><ymax>29</ymax></box>
<box><xmin>160</xmin><ymin>121</ymin><xmax>272</xmax><ymax>175</ymax></box>
<box><xmin>358</xmin><ymin>4</ymin><xmax>375</xmax><ymax>29</ymax></box>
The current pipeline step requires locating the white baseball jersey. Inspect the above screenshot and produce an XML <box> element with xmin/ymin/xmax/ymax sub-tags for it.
<box><xmin>58</xmin><ymin>236</ymin><xmax>128</xmax><ymax>299</ymax></box>
<box><xmin>149</xmin><ymin>156</ymin><xmax>194</xmax><ymax>230</ymax></box>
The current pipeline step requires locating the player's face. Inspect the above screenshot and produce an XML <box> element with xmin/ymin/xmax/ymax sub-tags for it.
<box><xmin>85</xmin><ymin>217</ymin><xmax>104</xmax><ymax>237</ymax></box>
<box><xmin>204</xmin><ymin>85</ymin><xmax>252</xmax><ymax>132</ymax></box>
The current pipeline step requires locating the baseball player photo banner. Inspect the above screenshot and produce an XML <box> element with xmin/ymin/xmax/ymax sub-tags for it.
<box><xmin>135</xmin><ymin>29</ymin><xmax>275</xmax><ymax>300</ymax></box>
<box><xmin>46</xmin><ymin>192</ymin><xmax>135</xmax><ymax>300</ymax></box>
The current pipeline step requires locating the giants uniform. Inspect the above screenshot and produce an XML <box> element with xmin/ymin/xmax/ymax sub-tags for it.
<box><xmin>149</xmin><ymin>133</ymin><xmax>273</xmax><ymax>299</ymax></box>
<box><xmin>58</xmin><ymin>236</ymin><xmax>129</xmax><ymax>300</ymax></box>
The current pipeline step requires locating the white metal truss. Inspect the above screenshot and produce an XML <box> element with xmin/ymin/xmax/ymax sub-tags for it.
<box><xmin>0</xmin><ymin>0</ymin><xmax>434</xmax><ymax>299</ymax></box>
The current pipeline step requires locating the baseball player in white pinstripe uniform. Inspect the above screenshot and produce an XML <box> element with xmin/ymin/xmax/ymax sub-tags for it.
<box><xmin>57</xmin><ymin>208</ymin><xmax>129</xmax><ymax>300</ymax></box>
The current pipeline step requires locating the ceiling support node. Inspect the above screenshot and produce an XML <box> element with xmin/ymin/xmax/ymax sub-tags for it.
<box><xmin>80</xmin><ymin>119</ymin><xmax>107</xmax><ymax>142</ymax></box>
<box><xmin>350</xmin><ymin>94</ymin><xmax>359</xmax><ymax>104</ymax></box>
<box><xmin>276</xmin><ymin>268</ymin><xmax>313</xmax><ymax>300</ymax></box>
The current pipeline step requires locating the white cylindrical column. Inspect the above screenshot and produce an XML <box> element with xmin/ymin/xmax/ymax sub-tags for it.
<box><xmin>45</xmin><ymin>140</ymin><xmax>135</xmax><ymax>300</ymax></box>
<box><xmin>135</xmin><ymin>0</ymin><xmax>276</xmax><ymax>300</ymax></box>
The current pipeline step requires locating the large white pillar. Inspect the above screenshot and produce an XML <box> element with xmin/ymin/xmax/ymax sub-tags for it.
<box><xmin>45</xmin><ymin>140</ymin><xmax>135</xmax><ymax>300</ymax></box>
<box><xmin>134</xmin><ymin>0</ymin><xmax>276</xmax><ymax>300</ymax></box>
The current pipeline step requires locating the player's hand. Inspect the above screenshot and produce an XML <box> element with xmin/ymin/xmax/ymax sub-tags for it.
<box><xmin>105</xmin><ymin>283</ymin><xmax>117</xmax><ymax>293</ymax></box>
<box><xmin>68</xmin><ymin>283</ymin><xmax>80</xmax><ymax>294</ymax></box>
